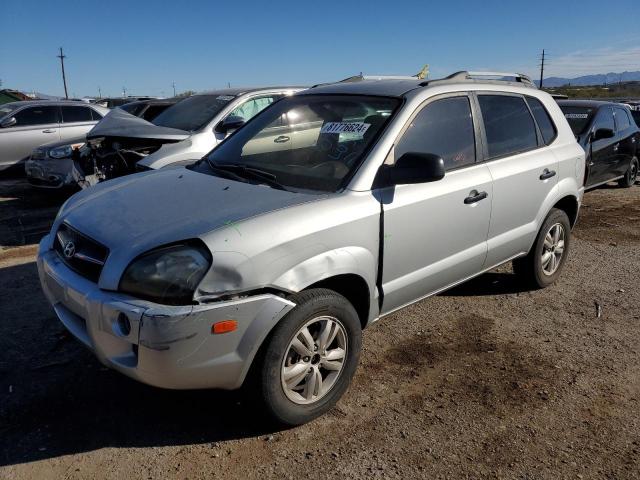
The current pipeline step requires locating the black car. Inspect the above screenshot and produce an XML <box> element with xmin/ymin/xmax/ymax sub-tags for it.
<box><xmin>558</xmin><ymin>100</ymin><xmax>639</xmax><ymax>189</ymax></box>
<box><xmin>118</xmin><ymin>98</ymin><xmax>182</xmax><ymax>122</ymax></box>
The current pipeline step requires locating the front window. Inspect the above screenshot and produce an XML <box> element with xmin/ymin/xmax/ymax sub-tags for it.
<box><xmin>152</xmin><ymin>95</ymin><xmax>236</xmax><ymax>131</ymax></box>
<box><xmin>0</xmin><ymin>104</ymin><xmax>19</xmax><ymax>120</ymax></box>
<box><xmin>201</xmin><ymin>95</ymin><xmax>399</xmax><ymax>192</ymax></box>
<box><xmin>559</xmin><ymin>106</ymin><xmax>596</xmax><ymax>135</ymax></box>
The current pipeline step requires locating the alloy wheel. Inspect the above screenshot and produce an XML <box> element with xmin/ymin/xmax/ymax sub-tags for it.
<box><xmin>280</xmin><ymin>316</ymin><xmax>348</xmax><ymax>405</ymax></box>
<box><xmin>541</xmin><ymin>223</ymin><xmax>566</xmax><ymax>276</ymax></box>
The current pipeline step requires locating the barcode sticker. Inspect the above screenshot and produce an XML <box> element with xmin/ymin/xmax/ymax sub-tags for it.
<box><xmin>320</xmin><ymin>122</ymin><xmax>371</xmax><ymax>135</ymax></box>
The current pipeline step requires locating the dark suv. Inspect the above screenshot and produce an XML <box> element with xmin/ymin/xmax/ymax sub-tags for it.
<box><xmin>558</xmin><ymin>100</ymin><xmax>638</xmax><ymax>188</ymax></box>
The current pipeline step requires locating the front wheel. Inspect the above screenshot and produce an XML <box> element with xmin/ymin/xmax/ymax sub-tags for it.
<box><xmin>618</xmin><ymin>156</ymin><xmax>638</xmax><ymax>188</ymax></box>
<box><xmin>258</xmin><ymin>288</ymin><xmax>362</xmax><ymax>426</ymax></box>
<box><xmin>513</xmin><ymin>208</ymin><xmax>571</xmax><ymax>289</ymax></box>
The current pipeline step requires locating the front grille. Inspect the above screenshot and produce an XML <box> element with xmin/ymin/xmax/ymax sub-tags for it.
<box><xmin>54</xmin><ymin>223</ymin><xmax>109</xmax><ymax>283</ymax></box>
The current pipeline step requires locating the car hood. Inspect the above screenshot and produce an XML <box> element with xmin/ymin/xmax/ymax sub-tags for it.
<box><xmin>86</xmin><ymin>108</ymin><xmax>190</xmax><ymax>141</ymax></box>
<box><xmin>59</xmin><ymin>167</ymin><xmax>326</xmax><ymax>268</ymax></box>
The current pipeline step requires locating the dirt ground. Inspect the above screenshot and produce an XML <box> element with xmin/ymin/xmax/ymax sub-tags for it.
<box><xmin>0</xmin><ymin>177</ymin><xmax>639</xmax><ymax>479</ymax></box>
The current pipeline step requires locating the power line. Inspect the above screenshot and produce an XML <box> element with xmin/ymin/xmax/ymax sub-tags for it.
<box><xmin>56</xmin><ymin>47</ymin><xmax>69</xmax><ymax>99</ymax></box>
<box><xmin>539</xmin><ymin>49</ymin><xmax>546</xmax><ymax>88</ymax></box>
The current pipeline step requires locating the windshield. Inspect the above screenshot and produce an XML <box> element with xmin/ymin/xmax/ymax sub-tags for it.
<box><xmin>152</xmin><ymin>94</ymin><xmax>235</xmax><ymax>131</ymax></box>
<box><xmin>0</xmin><ymin>104</ymin><xmax>19</xmax><ymax>119</ymax></box>
<box><xmin>202</xmin><ymin>95</ymin><xmax>399</xmax><ymax>192</ymax></box>
<box><xmin>559</xmin><ymin>106</ymin><xmax>595</xmax><ymax>135</ymax></box>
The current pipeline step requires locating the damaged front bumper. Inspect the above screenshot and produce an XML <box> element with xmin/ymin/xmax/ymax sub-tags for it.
<box><xmin>25</xmin><ymin>158</ymin><xmax>79</xmax><ymax>189</ymax></box>
<box><xmin>37</xmin><ymin>237</ymin><xmax>295</xmax><ymax>390</ymax></box>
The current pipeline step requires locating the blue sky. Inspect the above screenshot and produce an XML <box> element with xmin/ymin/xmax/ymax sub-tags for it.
<box><xmin>1</xmin><ymin>0</ymin><xmax>639</xmax><ymax>97</ymax></box>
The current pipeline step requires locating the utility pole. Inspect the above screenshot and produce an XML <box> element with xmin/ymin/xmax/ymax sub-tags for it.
<box><xmin>172</xmin><ymin>82</ymin><xmax>176</xmax><ymax>96</ymax></box>
<box><xmin>98</xmin><ymin>86</ymin><xmax>102</xmax><ymax>98</ymax></box>
<box><xmin>122</xmin><ymin>86</ymin><xmax>127</xmax><ymax>97</ymax></box>
<box><xmin>57</xmin><ymin>47</ymin><xmax>69</xmax><ymax>99</ymax></box>
<box><xmin>538</xmin><ymin>49</ymin><xmax>546</xmax><ymax>89</ymax></box>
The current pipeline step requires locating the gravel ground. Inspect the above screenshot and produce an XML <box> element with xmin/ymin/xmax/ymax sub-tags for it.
<box><xmin>0</xmin><ymin>178</ymin><xmax>638</xmax><ymax>479</ymax></box>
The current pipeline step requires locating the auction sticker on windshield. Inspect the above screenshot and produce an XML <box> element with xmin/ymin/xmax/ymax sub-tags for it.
<box><xmin>565</xmin><ymin>113</ymin><xmax>589</xmax><ymax>119</ymax></box>
<box><xmin>320</xmin><ymin>122</ymin><xmax>371</xmax><ymax>135</ymax></box>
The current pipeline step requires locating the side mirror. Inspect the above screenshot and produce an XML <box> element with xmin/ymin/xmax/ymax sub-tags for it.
<box><xmin>592</xmin><ymin>128</ymin><xmax>615</xmax><ymax>141</ymax></box>
<box><xmin>1</xmin><ymin>117</ymin><xmax>17</xmax><ymax>128</ymax></box>
<box><xmin>378</xmin><ymin>152</ymin><xmax>445</xmax><ymax>187</ymax></box>
<box><xmin>215</xmin><ymin>115</ymin><xmax>245</xmax><ymax>134</ymax></box>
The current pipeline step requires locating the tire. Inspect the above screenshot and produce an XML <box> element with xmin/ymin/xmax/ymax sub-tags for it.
<box><xmin>257</xmin><ymin>288</ymin><xmax>362</xmax><ymax>426</ymax></box>
<box><xmin>513</xmin><ymin>208</ymin><xmax>571</xmax><ymax>289</ymax></box>
<box><xmin>618</xmin><ymin>156</ymin><xmax>639</xmax><ymax>188</ymax></box>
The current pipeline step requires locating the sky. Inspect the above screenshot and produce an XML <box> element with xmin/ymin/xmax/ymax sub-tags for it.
<box><xmin>1</xmin><ymin>0</ymin><xmax>639</xmax><ymax>98</ymax></box>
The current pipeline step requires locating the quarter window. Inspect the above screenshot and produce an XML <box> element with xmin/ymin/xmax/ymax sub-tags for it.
<box><xmin>526</xmin><ymin>97</ymin><xmax>557</xmax><ymax>145</ymax></box>
<box><xmin>614</xmin><ymin>108</ymin><xmax>631</xmax><ymax>132</ymax></box>
<box><xmin>478</xmin><ymin>95</ymin><xmax>538</xmax><ymax>158</ymax></box>
<box><xmin>91</xmin><ymin>109</ymin><xmax>103</xmax><ymax>121</ymax></box>
<box><xmin>395</xmin><ymin>96</ymin><xmax>476</xmax><ymax>170</ymax></box>
<box><xmin>60</xmin><ymin>106</ymin><xmax>93</xmax><ymax>123</ymax></box>
<box><xmin>13</xmin><ymin>106</ymin><xmax>59</xmax><ymax>126</ymax></box>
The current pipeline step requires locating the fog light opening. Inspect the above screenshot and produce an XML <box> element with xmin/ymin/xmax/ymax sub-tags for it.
<box><xmin>116</xmin><ymin>313</ymin><xmax>132</xmax><ymax>336</ymax></box>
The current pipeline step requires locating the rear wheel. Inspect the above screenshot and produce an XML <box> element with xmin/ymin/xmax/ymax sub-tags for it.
<box><xmin>618</xmin><ymin>156</ymin><xmax>638</xmax><ymax>188</ymax></box>
<box><xmin>257</xmin><ymin>288</ymin><xmax>362</xmax><ymax>426</ymax></box>
<box><xmin>513</xmin><ymin>208</ymin><xmax>571</xmax><ymax>289</ymax></box>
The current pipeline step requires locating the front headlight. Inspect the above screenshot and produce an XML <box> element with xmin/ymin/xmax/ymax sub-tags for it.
<box><xmin>49</xmin><ymin>145</ymin><xmax>74</xmax><ymax>159</ymax></box>
<box><xmin>119</xmin><ymin>242</ymin><xmax>212</xmax><ymax>305</ymax></box>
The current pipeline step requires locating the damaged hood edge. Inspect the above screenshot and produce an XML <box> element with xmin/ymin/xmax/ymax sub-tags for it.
<box><xmin>86</xmin><ymin>107</ymin><xmax>190</xmax><ymax>141</ymax></box>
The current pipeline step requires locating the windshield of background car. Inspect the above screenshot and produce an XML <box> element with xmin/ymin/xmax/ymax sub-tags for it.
<box><xmin>559</xmin><ymin>105</ymin><xmax>595</xmax><ymax>135</ymax></box>
<box><xmin>631</xmin><ymin>110</ymin><xmax>640</xmax><ymax>128</ymax></box>
<box><xmin>204</xmin><ymin>95</ymin><xmax>399</xmax><ymax>192</ymax></box>
<box><xmin>152</xmin><ymin>94</ymin><xmax>236</xmax><ymax>131</ymax></box>
<box><xmin>0</xmin><ymin>104</ymin><xmax>19</xmax><ymax>119</ymax></box>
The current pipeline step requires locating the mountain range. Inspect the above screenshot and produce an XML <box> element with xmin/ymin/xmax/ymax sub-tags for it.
<box><xmin>537</xmin><ymin>71</ymin><xmax>640</xmax><ymax>88</ymax></box>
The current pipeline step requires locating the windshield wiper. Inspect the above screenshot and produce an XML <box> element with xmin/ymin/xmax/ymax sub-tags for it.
<box><xmin>209</xmin><ymin>162</ymin><xmax>289</xmax><ymax>191</ymax></box>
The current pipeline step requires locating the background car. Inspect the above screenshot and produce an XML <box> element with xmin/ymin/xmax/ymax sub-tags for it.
<box><xmin>77</xmin><ymin>86</ymin><xmax>303</xmax><ymax>185</ymax></box>
<box><xmin>91</xmin><ymin>96</ymin><xmax>158</xmax><ymax>108</ymax></box>
<box><xmin>558</xmin><ymin>100</ymin><xmax>639</xmax><ymax>188</ymax></box>
<box><xmin>117</xmin><ymin>98</ymin><xmax>182</xmax><ymax>122</ymax></box>
<box><xmin>0</xmin><ymin>101</ymin><xmax>109</xmax><ymax>171</ymax></box>
<box><xmin>24</xmin><ymin>99</ymin><xmax>179</xmax><ymax>189</ymax></box>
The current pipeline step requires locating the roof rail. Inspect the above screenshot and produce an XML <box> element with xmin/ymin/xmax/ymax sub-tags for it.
<box><xmin>311</xmin><ymin>74</ymin><xmax>419</xmax><ymax>88</ymax></box>
<box><xmin>421</xmin><ymin>71</ymin><xmax>537</xmax><ymax>88</ymax></box>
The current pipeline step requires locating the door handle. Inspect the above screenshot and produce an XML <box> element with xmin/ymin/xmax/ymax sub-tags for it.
<box><xmin>42</xmin><ymin>129</ymin><xmax>56</xmax><ymax>133</ymax></box>
<box><xmin>464</xmin><ymin>190</ymin><xmax>488</xmax><ymax>204</ymax></box>
<box><xmin>539</xmin><ymin>169</ymin><xmax>556</xmax><ymax>180</ymax></box>
<box><xmin>274</xmin><ymin>135</ymin><xmax>290</xmax><ymax>143</ymax></box>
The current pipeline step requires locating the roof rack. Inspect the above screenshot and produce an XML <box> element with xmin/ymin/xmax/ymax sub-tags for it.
<box><xmin>421</xmin><ymin>71</ymin><xmax>536</xmax><ymax>88</ymax></box>
<box><xmin>311</xmin><ymin>74</ymin><xmax>419</xmax><ymax>88</ymax></box>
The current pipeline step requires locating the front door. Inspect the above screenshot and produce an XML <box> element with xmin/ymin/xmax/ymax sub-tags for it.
<box><xmin>379</xmin><ymin>94</ymin><xmax>492</xmax><ymax>314</ymax></box>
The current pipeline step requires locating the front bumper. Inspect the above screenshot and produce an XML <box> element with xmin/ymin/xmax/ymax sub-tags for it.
<box><xmin>25</xmin><ymin>158</ymin><xmax>77</xmax><ymax>189</ymax></box>
<box><xmin>37</xmin><ymin>237</ymin><xmax>295</xmax><ymax>390</ymax></box>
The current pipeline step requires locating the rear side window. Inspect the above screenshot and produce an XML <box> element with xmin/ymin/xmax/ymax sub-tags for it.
<box><xmin>91</xmin><ymin>109</ymin><xmax>103</xmax><ymax>121</ymax></box>
<box><xmin>395</xmin><ymin>96</ymin><xmax>476</xmax><ymax>170</ymax></box>
<box><xmin>141</xmin><ymin>104</ymin><xmax>168</xmax><ymax>121</ymax></box>
<box><xmin>526</xmin><ymin>97</ymin><xmax>557</xmax><ymax>144</ymax></box>
<box><xmin>13</xmin><ymin>106</ymin><xmax>59</xmax><ymax>126</ymax></box>
<box><xmin>60</xmin><ymin>106</ymin><xmax>93</xmax><ymax>123</ymax></box>
<box><xmin>478</xmin><ymin>95</ymin><xmax>538</xmax><ymax>158</ymax></box>
<box><xmin>614</xmin><ymin>108</ymin><xmax>631</xmax><ymax>132</ymax></box>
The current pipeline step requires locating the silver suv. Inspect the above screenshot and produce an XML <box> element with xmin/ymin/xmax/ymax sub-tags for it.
<box><xmin>0</xmin><ymin>101</ymin><xmax>109</xmax><ymax>171</ymax></box>
<box><xmin>37</xmin><ymin>72</ymin><xmax>584</xmax><ymax>425</ymax></box>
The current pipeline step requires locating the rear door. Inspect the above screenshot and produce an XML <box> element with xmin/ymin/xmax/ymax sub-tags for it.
<box><xmin>588</xmin><ymin>106</ymin><xmax>617</xmax><ymax>186</ymax></box>
<box><xmin>59</xmin><ymin>105</ymin><xmax>97</xmax><ymax>141</ymax></box>
<box><xmin>477</xmin><ymin>93</ymin><xmax>559</xmax><ymax>267</ymax></box>
<box><xmin>613</xmin><ymin>107</ymin><xmax>637</xmax><ymax>176</ymax></box>
<box><xmin>380</xmin><ymin>93</ymin><xmax>493</xmax><ymax>313</ymax></box>
<box><xmin>0</xmin><ymin>105</ymin><xmax>60</xmax><ymax>168</ymax></box>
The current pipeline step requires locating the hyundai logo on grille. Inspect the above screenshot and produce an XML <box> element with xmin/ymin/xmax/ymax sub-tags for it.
<box><xmin>63</xmin><ymin>241</ymin><xmax>76</xmax><ymax>259</ymax></box>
